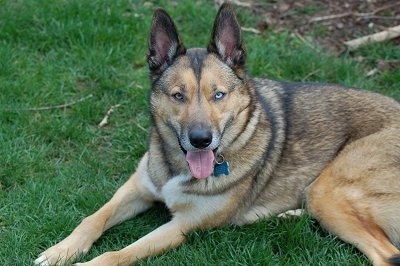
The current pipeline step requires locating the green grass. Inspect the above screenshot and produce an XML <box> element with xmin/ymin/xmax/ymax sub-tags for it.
<box><xmin>0</xmin><ymin>0</ymin><xmax>399</xmax><ymax>265</ymax></box>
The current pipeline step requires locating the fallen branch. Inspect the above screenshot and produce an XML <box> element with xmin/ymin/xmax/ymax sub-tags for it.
<box><xmin>344</xmin><ymin>25</ymin><xmax>400</xmax><ymax>49</ymax></box>
<box><xmin>98</xmin><ymin>104</ymin><xmax>121</xmax><ymax>128</ymax></box>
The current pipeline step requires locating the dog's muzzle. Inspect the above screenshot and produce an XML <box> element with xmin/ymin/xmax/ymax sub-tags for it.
<box><xmin>188</xmin><ymin>127</ymin><xmax>213</xmax><ymax>149</ymax></box>
<box><xmin>182</xmin><ymin>125</ymin><xmax>218</xmax><ymax>179</ymax></box>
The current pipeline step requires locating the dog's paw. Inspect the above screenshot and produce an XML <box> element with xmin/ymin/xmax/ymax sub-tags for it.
<box><xmin>34</xmin><ymin>254</ymin><xmax>51</xmax><ymax>266</ymax></box>
<box><xmin>34</xmin><ymin>252</ymin><xmax>66</xmax><ymax>266</ymax></box>
<box><xmin>34</xmin><ymin>242</ymin><xmax>84</xmax><ymax>266</ymax></box>
<box><xmin>277</xmin><ymin>209</ymin><xmax>304</xmax><ymax>218</ymax></box>
<box><xmin>34</xmin><ymin>252</ymin><xmax>74</xmax><ymax>266</ymax></box>
<box><xmin>35</xmin><ymin>232</ymin><xmax>94</xmax><ymax>265</ymax></box>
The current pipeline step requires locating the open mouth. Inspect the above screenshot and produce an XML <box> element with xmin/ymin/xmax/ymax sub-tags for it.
<box><xmin>183</xmin><ymin>148</ymin><xmax>218</xmax><ymax>179</ymax></box>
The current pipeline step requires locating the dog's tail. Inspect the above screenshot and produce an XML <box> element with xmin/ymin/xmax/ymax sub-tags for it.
<box><xmin>388</xmin><ymin>254</ymin><xmax>400</xmax><ymax>266</ymax></box>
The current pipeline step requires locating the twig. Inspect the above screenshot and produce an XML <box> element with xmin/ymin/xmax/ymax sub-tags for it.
<box><xmin>241</xmin><ymin>26</ymin><xmax>261</xmax><ymax>34</ymax></box>
<box><xmin>366</xmin><ymin>68</ymin><xmax>379</xmax><ymax>77</ymax></box>
<box><xmin>310</xmin><ymin>3</ymin><xmax>400</xmax><ymax>23</ymax></box>
<box><xmin>310</xmin><ymin>13</ymin><xmax>400</xmax><ymax>23</ymax></box>
<box><xmin>98</xmin><ymin>104</ymin><xmax>121</xmax><ymax>128</ymax></box>
<box><xmin>302</xmin><ymin>69</ymin><xmax>321</xmax><ymax>81</ymax></box>
<box><xmin>371</xmin><ymin>2</ymin><xmax>400</xmax><ymax>15</ymax></box>
<box><xmin>344</xmin><ymin>25</ymin><xmax>400</xmax><ymax>49</ymax></box>
<box><xmin>134</xmin><ymin>121</ymin><xmax>148</xmax><ymax>133</ymax></box>
<box><xmin>293</xmin><ymin>31</ymin><xmax>318</xmax><ymax>51</ymax></box>
<box><xmin>31</xmin><ymin>94</ymin><xmax>93</xmax><ymax>111</ymax></box>
<box><xmin>364</xmin><ymin>15</ymin><xmax>400</xmax><ymax>20</ymax></box>
<box><xmin>309</xmin><ymin>12</ymin><xmax>353</xmax><ymax>23</ymax></box>
<box><xmin>215</xmin><ymin>0</ymin><xmax>251</xmax><ymax>8</ymax></box>
<box><xmin>366</xmin><ymin>59</ymin><xmax>400</xmax><ymax>77</ymax></box>
<box><xmin>10</xmin><ymin>94</ymin><xmax>94</xmax><ymax>111</ymax></box>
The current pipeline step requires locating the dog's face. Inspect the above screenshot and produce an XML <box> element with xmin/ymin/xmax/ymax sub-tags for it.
<box><xmin>147</xmin><ymin>6</ymin><xmax>252</xmax><ymax>179</ymax></box>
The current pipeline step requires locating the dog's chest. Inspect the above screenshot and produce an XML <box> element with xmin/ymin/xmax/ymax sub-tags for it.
<box><xmin>145</xmin><ymin>174</ymin><xmax>234</xmax><ymax>224</ymax></box>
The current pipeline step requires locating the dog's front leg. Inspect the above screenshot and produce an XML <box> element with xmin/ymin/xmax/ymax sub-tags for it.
<box><xmin>74</xmin><ymin>218</ymin><xmax>188</xmax><ymax>266</ymax></box>
<box><xmin>35</xmin><ymin>154</ymin><xmax>155</xmax><ymax>266</ymax></box>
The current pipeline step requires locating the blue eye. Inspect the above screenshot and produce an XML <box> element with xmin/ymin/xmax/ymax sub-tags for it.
<box><xmin>214</xmin><ymin>91</ymin><xmax>226</xmax><ymax>100</ymax></box>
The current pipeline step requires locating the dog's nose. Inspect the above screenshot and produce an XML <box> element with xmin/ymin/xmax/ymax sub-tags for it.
<box><xmin>189</xmin><ymin>128</ymin><xmax>213</xmax><ymax>149</ymax></box>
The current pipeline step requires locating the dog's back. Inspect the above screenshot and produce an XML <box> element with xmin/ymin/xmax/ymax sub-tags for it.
<box><xmin>232</xmin><ymin>78</ymin><xmax>400</xmax><ymax>224</ymax></box>
<box><xmin>235</xmin><ymin>79</ymin><xmax>400</xmax><ymax>265</ymax></box>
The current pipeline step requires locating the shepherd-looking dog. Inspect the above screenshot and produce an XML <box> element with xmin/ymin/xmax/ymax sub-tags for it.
<box><xmin>35</xmin><ymin>4</ymin><xmax>400</xmax><ymax>266</ymax></box>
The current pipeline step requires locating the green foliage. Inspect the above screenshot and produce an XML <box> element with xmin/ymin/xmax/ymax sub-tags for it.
<box><xmin>0</xmin><ymin>0</ymin><xmax>398</xmax><ymax>265</ymax></box>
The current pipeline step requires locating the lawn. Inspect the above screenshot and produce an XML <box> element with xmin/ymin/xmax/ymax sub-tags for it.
<box><xmin>0</xmin><ymin>0</ymin><xmax>399</xmax><ymax>265</ymax></box>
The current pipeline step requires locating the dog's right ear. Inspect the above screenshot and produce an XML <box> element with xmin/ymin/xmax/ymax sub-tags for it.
<box><xmin>147</xmin><ymin>9</ymin><xmax>186</xmax><ymax>81</ymax></box>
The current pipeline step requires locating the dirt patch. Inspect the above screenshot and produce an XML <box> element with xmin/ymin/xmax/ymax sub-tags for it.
<box><xmin>219</xmin><ymin>0</ymin><xmax>400</xmax><ymax>53</ymax></box>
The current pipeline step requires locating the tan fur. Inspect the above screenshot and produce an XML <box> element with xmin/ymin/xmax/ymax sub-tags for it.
<box><xmin>307</xmin><ymin>128</ymin><xmax>400</xmax><ymax>265</ymax></box>
<box><xmin>36</xmin><ymin>4</ymin><xmax>400</xmax><ymax>266</ymax></box>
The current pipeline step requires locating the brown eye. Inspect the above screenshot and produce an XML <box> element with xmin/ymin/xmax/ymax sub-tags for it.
<box><xmin>172</xmin><ymin>92</ymin><xmax>184</xmax><ymax>102</ymax></box>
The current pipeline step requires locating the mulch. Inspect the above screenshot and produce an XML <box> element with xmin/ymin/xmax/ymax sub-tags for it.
<box><xmin>218</xmin><ymin>0</ymin><xmax>400</xmax><ymax>52</ymax></box>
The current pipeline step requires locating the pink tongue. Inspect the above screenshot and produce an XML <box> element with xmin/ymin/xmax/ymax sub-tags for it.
<box><xmin>186</xmin><ymin>150</ymin><xmax>215</xmax><ymax>179</ymax></box>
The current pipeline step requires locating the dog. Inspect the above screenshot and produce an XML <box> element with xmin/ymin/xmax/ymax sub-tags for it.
<box><xmin>35</xmin><ymin>3</ymin><xmax>400</xmax><ymax>266</ymax></box>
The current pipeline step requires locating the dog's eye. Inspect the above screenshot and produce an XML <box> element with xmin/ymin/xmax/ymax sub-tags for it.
<box><xmin>214</xmin><ymin>92</ymin><xmax>226</xmax><ymax>101</ymax></box>
<box><xmin>172</xmin><ymin>92</ymin><xmax>184</xmax><ymax>102</ymax></box>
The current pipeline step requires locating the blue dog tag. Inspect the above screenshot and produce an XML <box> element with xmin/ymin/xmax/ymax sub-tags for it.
<box><xmin>213</xmin><ymin>161</ymin><xmax>230</xmax><ymax>177</ymax></box>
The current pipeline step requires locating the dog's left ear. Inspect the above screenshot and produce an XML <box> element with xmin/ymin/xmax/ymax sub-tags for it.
<box><xmin>148</xmin><ymin>9</ymin><xmax>186</xmax><ymax>81</ymax></box>
<box><xmin>207</xmin><ymin>4</ymin><xmax>246</xmax><ymax>77</ymax></box>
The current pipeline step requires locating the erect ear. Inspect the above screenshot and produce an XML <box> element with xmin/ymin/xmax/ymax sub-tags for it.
<box><xmin>147</xmin><ymin>9</ymin><xmax>186</xmax><ymax>81</ymax></box>
<box><xmin>207</xmin><ymin>3</ymin><xmax>246</xmax><ymax>76</ymax></box>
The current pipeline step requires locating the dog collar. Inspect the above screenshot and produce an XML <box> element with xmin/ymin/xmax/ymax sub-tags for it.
<box><xmin>213</xmin><ymin>154</ymin><xmax>230</xmax><ymax>177</ymax></box>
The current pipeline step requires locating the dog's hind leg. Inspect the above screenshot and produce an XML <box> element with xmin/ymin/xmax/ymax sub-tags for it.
<box><xmin>35</xmin><ymin>153</ymin><xmax>156</xmax><ymax>266</ymax></box>
<box><xmin>306</xmin><ymin>130</ymin><xmax>400</xmax><ymax>266</ymax></box>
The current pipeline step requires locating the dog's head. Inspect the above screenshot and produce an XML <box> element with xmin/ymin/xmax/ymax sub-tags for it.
<box><xmin>147</xmin><ymin>4</ymin><xmax>252</xmax><ymax>179</ymax></box>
